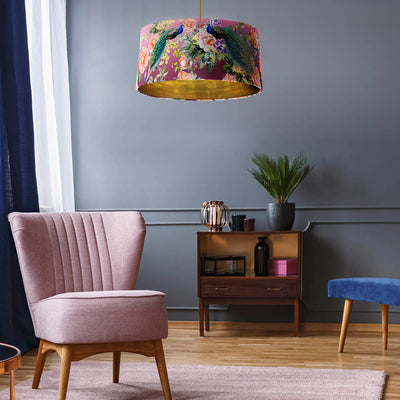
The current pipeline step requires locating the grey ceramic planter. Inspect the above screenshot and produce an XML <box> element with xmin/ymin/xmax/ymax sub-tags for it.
<box><xmin>267</xmin><ymin>203</ymin><xmax>295</xmax><ymax>231</ymax></box>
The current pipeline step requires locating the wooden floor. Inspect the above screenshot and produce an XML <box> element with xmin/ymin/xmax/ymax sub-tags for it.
<box><xmin>1</xmin><ymin>322</ymin><xmax>400</xmax><ymax>398</ymax></box>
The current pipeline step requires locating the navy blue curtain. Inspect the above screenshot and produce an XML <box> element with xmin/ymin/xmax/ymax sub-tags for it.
<box><xmin>0</xmin><ymin>0</ymin><xmax>40</xmax><ymax>352</ymax></box>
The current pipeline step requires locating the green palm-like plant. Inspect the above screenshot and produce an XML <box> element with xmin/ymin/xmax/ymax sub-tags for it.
<box><xmin>249</xmin><ymin>152</ymin><xmax>313</xmax><ymax>203</ymax></box>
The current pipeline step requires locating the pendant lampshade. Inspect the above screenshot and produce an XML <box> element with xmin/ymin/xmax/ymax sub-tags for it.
<box><xmin>136</xmin><ymin>18</ymin><xmax>262</xmax><ymax>100</ymax></box>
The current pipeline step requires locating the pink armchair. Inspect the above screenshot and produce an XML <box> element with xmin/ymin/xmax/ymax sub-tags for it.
<box><xmin>8</xmin><ymin>211</ymin><xmax>171</xmax><ymax>400</ymax></box>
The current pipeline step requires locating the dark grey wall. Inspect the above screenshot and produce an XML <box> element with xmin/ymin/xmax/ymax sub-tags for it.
<box><xmin>67</xmin><ymin>0</ymin><xmax>400</xmax><ymax>324</ymax></box>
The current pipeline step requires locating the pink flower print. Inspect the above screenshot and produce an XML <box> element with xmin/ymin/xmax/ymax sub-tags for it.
<box><xmin>138</xmin><ymin>47</ymin><xmax>149</xmax><ymax>74</ymax></box>
<box><xmin>249</xmin><ymin>27</ymin><xmax>260</xmax><ymax>49</ymax></box>
<box><xmin>197</xmin><ymin>29</ymin><xmax>215</xmax><ymax>52</ymax></box>
<box><xmin>184</xmin><ymin>18</ymin><xmax>197</xmax><ymax>32</ymax></box>
<box><xmin>177</xmin><ymin>71</ymin><xmax>195</xmax><ymax>80</ymax></box>
<box><xmin>252</xmin><ymin>67</ymin><xmax>261</xmax><ymax>88</ymax></box>
<box><xmin>222</xmin><ymin>74</ymin><xmax>237</xmax><ymax>82</ymax></box>
<box><xmin>179</xmin><ymin>54</ymin><xmax>189</xmax><ymax>69</ymax></box>
<box><xmin>148</xmin><ymin>34</ymin><xmax>160</xmax><ymax>53</ymax></box>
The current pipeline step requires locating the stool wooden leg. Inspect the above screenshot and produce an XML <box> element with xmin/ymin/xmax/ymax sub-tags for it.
<box><xmin>338</xmin><ymin>299</ymin><xmax>353</xmax><ymax>353</ymax></box>
<box><xmin>382</xmin><ymin>304</ymin><xmax>389</xmax><ymax>350</ymax></box>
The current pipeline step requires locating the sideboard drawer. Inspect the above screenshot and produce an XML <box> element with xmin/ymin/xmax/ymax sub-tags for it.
<box><xmin>200</xmin><ymin>278</ymin><xmax>298</xmax><ymax>298</ymax></box>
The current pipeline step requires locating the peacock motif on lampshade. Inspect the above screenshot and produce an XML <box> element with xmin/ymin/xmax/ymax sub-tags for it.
<box><xmin>148</xmin><ymin>25</ymin><xmax>184</xmax><ymax>74</ymax></box>
<box><xmin>137</xmin><ymin>18</ymin><xmax>262</xmax><ymax>100</ymax></box>
<box><xmin>206</xmin><ymin>23</ymin><xmax>255</xmax><ymax>75</ymax></box>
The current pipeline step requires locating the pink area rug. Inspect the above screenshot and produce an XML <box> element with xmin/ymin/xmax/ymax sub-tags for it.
<box><xmin>1</xmin><ymin>361</ymin><xmax>386</xmax><ymax>400</ymax></box>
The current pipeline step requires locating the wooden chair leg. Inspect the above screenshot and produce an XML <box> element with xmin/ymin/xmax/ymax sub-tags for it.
<box><xmin>338</xmin><ymin>299</ymin><xmax>353</xmax><ymax>353</ymax></box>
<box><xmin>113</xmin><ymin>351</ymin><xmax>121</xmax><ymax>383</ymax></box>
<box><xmin>382</xmin><ymin>304</ymin><xmax>389</xmax><ymax>350</ymax></box>
<box><xmin>58</xmin><ymin>345</ymin><xmax>72</xmax><ymax>400</ymax></box>
<box><xmin>154</xmin><ymin>340</ymin><xmax>172</xmax><ymax>400</ymax></box>
<box><xmin>32</xmin><ymin>340</ymin><xmax>48</xmax><ymax>389</ymax></box>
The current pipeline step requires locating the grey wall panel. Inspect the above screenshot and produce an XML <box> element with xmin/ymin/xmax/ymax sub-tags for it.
<box><xmin>75</xmin><ymin>207</ymin><xmax>400</xmax><ymax>323</ymax></box>
<box><xmin>303</xmin><ymin>221</ymin><xmax>400</xmax><ymax>323</ymax></box>
<box><xmin>67</xmin><ymin>0</ymin><xmax>400</xmax><ymax>324</ymax></box>
<box><xmin>137</xmin><ymin>224</ymin><xmax>199</xmax><ymax>308</ymax></box>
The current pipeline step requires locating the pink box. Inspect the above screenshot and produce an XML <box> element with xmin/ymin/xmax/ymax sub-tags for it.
<box><xmin>268</xmin><ymin>259</ymin><xmax>299</xmax><ymax>276</ymax></box>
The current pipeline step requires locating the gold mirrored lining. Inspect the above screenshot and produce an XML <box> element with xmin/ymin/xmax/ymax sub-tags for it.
<box><xmin>138</xmin><ymin>80</ymin><xmax>260</xmax><ymax>100</ymax></box>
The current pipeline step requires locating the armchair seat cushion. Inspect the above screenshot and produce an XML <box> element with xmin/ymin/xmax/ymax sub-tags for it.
<box><xmin>31</xmin><ymin>290</ymin><xmax>168</xmax><ymax>344</ymax></box>
<box><xmin>328</xmin><ymin>277</ymin><xmax>400</xmax><ymax>306</ymax></box>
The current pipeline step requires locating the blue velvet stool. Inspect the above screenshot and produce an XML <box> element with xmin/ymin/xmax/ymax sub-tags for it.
<box><xmin>328</xmin><ymin>277</ymin><xmax>400</xmax><ymax>352</ymax></box>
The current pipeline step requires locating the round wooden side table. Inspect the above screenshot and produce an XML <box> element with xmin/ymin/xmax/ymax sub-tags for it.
<box><xmin>0</xmin><ymin>343</ymin><xmax>21</xmax><ymax>400</ymax></box>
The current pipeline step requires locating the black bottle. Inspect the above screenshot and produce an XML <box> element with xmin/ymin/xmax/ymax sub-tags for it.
<box><xmin>254</xmin><ymin>236</ymin><xmax>269</xmax><ymax>276</ymax></box>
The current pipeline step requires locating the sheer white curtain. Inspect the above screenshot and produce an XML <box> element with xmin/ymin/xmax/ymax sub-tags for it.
<box><xmin>25</xmin><ymin>0</ymin><xmax>75</xmax><ymax>212</ymax></box>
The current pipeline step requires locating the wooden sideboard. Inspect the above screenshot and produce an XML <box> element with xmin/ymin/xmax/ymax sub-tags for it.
<box><xmin>197</xmin><ymin>231</ymin><xmax>303</xmax><ymax>336</ymax></box>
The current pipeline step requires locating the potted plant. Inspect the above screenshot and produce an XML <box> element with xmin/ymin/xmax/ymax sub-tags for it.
<box><xmin>249</xmin><ymin>152</ymin><xmax>313</xmax><ymax>231</ymax></box>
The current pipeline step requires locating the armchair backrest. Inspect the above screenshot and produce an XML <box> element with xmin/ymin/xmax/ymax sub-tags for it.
<box><xmin>8</xmin><ymin>212</ymin><xmax>146</xmax><ymax>305</ymax></box>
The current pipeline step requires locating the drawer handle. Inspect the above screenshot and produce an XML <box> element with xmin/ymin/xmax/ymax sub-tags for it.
<box><xmin>266</xmin><ymin>287</ymin><xmax>282</xmax><ymax>291</ymax></box>
<box><xmin>215</xmin><ymin>287</ymin><xmax>231</xmax><ymax>291</ymax></box>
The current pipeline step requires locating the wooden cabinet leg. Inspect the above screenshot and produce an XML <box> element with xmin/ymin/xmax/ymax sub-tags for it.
<box><xmin>199</xmin><ymin>298</ymin><xmax>204</xmax><ymax>336</ymax></box>
<box><xmin>205</xmin><ymin>305</ymin><xmax>210</xmax><ymax>331</ymax></box>
<box><xmin>338</xmin><ymin>299</ymin><xmax>353</xmax><ymax>353</ymax></box>
<box><xmin>294</xmin><ymin>298</ymin><xmax>300</xmax><ymax>336</ymax></box>
<box><xmin>382</xmin><ymin>304</ymin><xmax>389</xmax><ymax>350</ymax></box>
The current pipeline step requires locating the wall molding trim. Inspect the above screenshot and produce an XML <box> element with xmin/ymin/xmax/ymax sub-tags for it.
<box><xmin>77</xmin><ymin>205</ymin><xmax>400</xmax><ymax>212</ymax></box>
<box><xmin>146</xmin><ymin>222</ymin><xmax>201</xmax><ymax>226</ymax></box>
<box><xmin>76</xmin><ymin>207</ymin><xmax>400</xmax><ymax>227</ymax></box>
<box><xmin>305</xmin><ymin>220</ymin><xmax>400</xmax><ymax>230</ymax></box>
<box><xmin>168</xmin><ymin>305</ymin><xmax>229</xmax><ymax>311</ymax></box>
